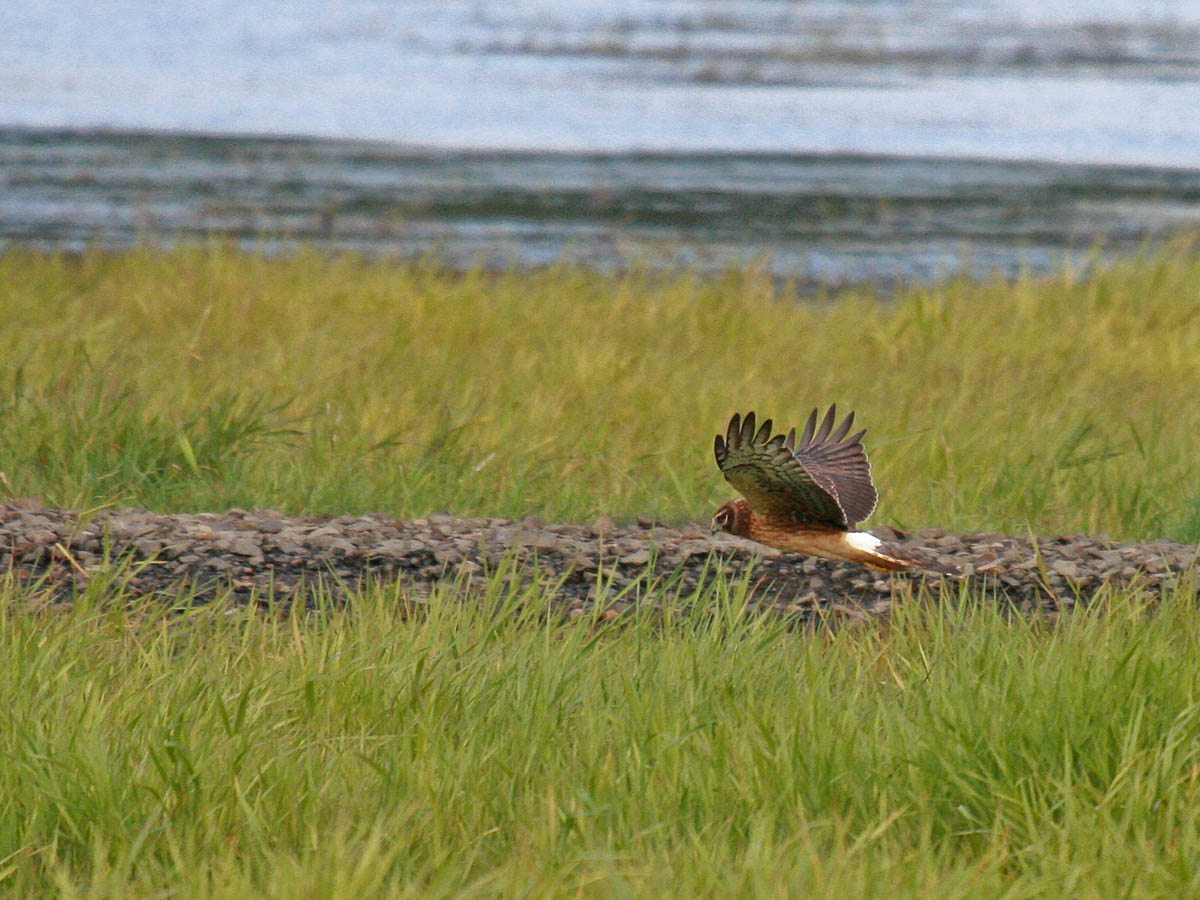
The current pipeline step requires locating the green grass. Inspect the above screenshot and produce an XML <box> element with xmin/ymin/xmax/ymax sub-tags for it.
<box><xmin>4</xmin><ymin>243</ymin><xmax>1200</xmax><ymax>897</ymax></box>
<box><xmin>3</xmin><ymin>577</ymin><xmax>1200</xmax><ymax>898</ymax></box>
<box><xmin>2</xmin><ymin>241</ymin><xmax>1199</xmax><ymax>538</ymax></box>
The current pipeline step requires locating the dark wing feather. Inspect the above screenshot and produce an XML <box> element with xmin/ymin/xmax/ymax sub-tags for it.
<box><xmin>713</xmin><ymin>407</ymin><xmax>879</xmax><ymax>528</ymax></box>
<box><xmin>790</xmin><ymin>405</ymin><xmax>878</xmax><ymax>526</ymax></box>
<box><xmin>714</xmin><ymin>410</ymin><xmax>846</xmax><ymax>528</ymax></box>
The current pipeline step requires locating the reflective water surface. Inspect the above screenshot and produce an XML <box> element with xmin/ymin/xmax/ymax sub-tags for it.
<box><xmin>1</xmin><ymin>1</ymin><xmax>1198</xmax><ymax>283</ymax></box>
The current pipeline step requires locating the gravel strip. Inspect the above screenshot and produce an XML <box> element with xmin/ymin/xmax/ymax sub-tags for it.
<box><xmin>2</xmin><ymin>502</ymin><xmax>1198</xmax><ymax>621</ymax></box>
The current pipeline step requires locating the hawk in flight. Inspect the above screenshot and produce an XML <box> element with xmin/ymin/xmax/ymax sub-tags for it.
<box><xmin>711</xmin><ymin>407</ymin><xmax>912</xmax><ymax>572</ymax></box>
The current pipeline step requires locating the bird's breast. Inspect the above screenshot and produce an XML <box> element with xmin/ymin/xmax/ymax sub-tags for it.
<box><xmin>746</xmin><ymin>514</ymin><xmax>844</xmax><ymax>554</ymax></box>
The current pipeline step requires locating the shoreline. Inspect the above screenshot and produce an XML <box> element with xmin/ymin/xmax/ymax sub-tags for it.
<box><xmin>6</xmin><ymin>127</ymin><xmax>1198</xmax><ymax>288</ymax></box>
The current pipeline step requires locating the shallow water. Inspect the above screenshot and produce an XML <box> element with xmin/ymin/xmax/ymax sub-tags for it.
<box><xmin>4</xmin><ymin>128</ymin><xmax>1198</xmax><ymax>285</ymax></box>
<box><xmin>4</xmin><ymin>0</ymin><xmax>1199</xmax><ymax>164</ymax></box>
<box><xmin>1</xmin><ymin>1</ymin><xmax>1198</xmax><ymax>283</ymax></box>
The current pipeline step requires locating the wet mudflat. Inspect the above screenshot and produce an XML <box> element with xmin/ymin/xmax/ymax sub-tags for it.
<box><xmin>4</xmin><ymin>128</ymin><xmax>1199</xmax><ymax>287</ymax></box>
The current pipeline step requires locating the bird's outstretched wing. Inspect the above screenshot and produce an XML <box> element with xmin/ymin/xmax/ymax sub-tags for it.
<box><xmin>713</xmin><ymin>407</ymin><xmax>879</xmax><ymax>528</ymax></box>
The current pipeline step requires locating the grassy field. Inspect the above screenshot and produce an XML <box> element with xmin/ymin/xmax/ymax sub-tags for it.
<box><xmin>1</xmin><ymin>242</ymin><xmax>1199</xmax><ymax>539</ymax></box>
<box><xmin>4</xmin><ymin>579</ymin><xmax>1200</xmax><ymax>898</ymax></box>
<box><xmin>3</xmin><ymin>243</ymin><xmax>1200</xmax><ymax>897</ymax></box>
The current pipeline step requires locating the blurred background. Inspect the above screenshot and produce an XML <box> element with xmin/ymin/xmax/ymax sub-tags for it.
<box><xmin>2</xmin><ymin>0</ymin><xmax>1199</xmax><ymax>288</ymax></box>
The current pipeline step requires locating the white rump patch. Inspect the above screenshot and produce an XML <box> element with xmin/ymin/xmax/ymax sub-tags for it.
<box><xmin>845</xmin><ymin>532</ymin><xmax>882</xmax><ymax>552</ymax></box>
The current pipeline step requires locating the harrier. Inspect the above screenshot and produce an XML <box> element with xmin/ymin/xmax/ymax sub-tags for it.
<box><xmin>711</xmin><ymin>407</ymin><xmax>911</xmax><ymax>572</ymax></box>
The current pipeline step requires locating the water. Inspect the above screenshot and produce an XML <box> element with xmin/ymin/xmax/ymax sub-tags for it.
<box><xmin>2</xmin><ymin>1</ymin><xmax>1199</xmax><ymax>284</ymax></box>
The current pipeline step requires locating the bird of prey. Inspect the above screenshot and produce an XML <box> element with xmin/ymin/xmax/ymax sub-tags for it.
<box><xmin>711</xmin><ymin>407</ymin><xmax>912</xmax><ymax>572</ymax></box>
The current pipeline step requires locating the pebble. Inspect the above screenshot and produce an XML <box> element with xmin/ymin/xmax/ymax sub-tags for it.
<box><xmin>227</xmin><ymin>537</ymin><xmax>261</xmax><ymax>557</ymax></box>
<box><xmin>370</xmin><ymin>539</ymin><xmax>413</xmax><ymax>556</ymax></box>
<box><xmin>134</xmin><ymin>538</ymin><xmax>165</xmax><ymax>557</ymax></box>
<box><xmin>591</xmin><ymin>516</ymin><xmax>615</xmax><ymax>536</ymax></box>
<box><xmin>1050</xmin><ymin>560</ymin><xmax>1081</xmax><ymax>579</ymax></box>
<box><xmin>533</xmin><ymin>532</ymin><xmax>562</xmax><ymax>552</ymax></box>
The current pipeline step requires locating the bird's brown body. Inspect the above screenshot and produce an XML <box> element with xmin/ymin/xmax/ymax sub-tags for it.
<box><xmin>712</xmin><ymin>498</ymin><xmax>910</xmax><ymax>572</ymax></box>
<box><xmin>711</xmin><ymin>408</ymin><xmax>914</xmax><ymax>573</ymax></box>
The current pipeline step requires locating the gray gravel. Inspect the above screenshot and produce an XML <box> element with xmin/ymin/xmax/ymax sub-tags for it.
<box><xmin>2</xmin><ymin>502</ymin><xmax>1198</xmax><ymax>622</ymax></box>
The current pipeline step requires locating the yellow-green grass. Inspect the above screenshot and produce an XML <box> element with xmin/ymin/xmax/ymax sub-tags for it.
<box><xmin>2</xmin><ymin>241</ymin><xmax>1199</xmax><ymax>539</ymax></box>
<box><xmin>4</xmin><ymin>577</ymin><xmax>1200</xmax><ymax>898</ymax></box>
<box><xmin>5</xmin><ymin>244</ymin><xmax>1200</xmax><ymax>899</ymax></box>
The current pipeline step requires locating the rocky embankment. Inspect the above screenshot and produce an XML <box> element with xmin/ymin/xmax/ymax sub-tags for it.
<box><xmin>2</xmin><ymin>502</ymin><xmax>1197</xmax><ymax>621</ymax></box>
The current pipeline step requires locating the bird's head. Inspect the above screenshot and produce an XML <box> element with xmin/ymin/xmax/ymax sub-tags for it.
<box><xmin>710</xmin><ymin>499</ymin><xmax>752</xmax><ymax>537</ymax></box>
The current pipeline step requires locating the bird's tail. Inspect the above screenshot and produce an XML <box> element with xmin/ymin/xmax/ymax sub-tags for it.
<box><xmin>842</xmin><ymin>532</ymin><xmax>913</xmax><ymax>572</ymax></box>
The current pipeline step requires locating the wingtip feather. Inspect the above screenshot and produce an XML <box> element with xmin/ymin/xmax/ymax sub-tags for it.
<box><xmin>832</xmin><ymin>410</ymin><xmax>854</xmax><ymax>442</ymax></box>
<box><xmin>815</xmin><ymin>405</ymin><xmax>836</xmax><ymax>443</ymax></box>
<box><xmin>726</xmin><ymin>413</ymin><xmax>742</xmax><ymax>448</ymax></box>
<box><xmin>740</xmin><ymin>411</ymin><xmax>758</xmax><ymax>446</ymax></box>
<box><xmin>799</xmin><ymin>409</ymin><xmax>817</xmax><ymax>447</ymax></box>
<box><xmin>754</xmin><ymin>417</ymin><xmax>773</xmax><ymax>446</ymax></box>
